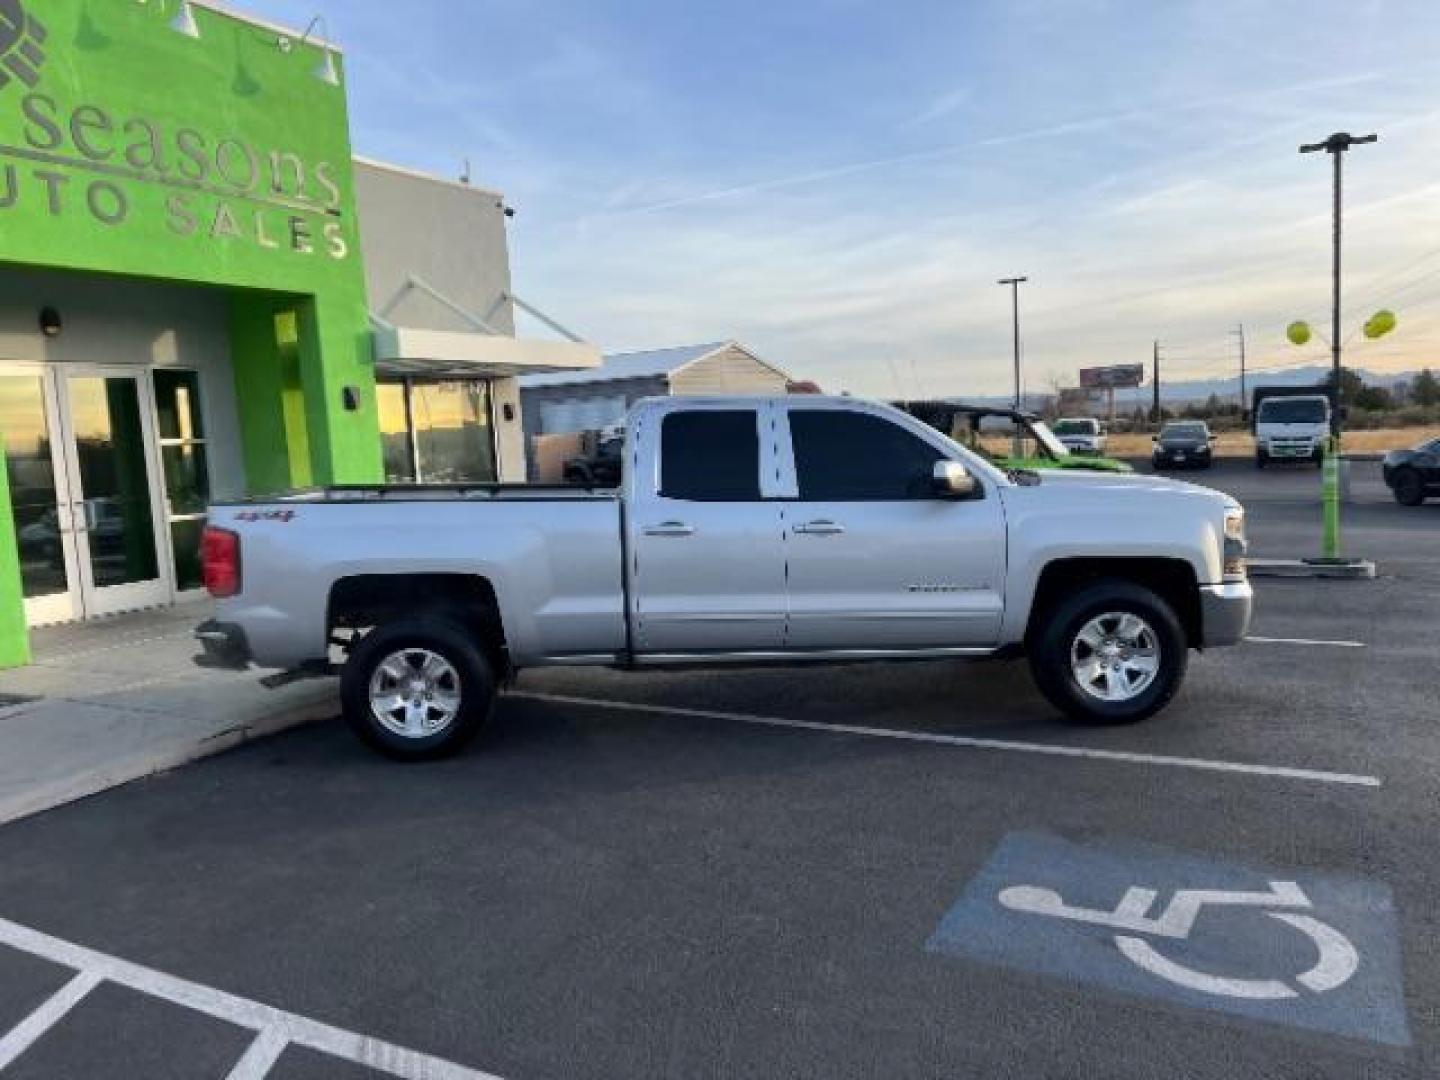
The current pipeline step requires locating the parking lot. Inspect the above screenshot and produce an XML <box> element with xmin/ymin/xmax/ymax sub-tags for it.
<box><xmin>0</xmin><ymin>460</ymin><xmax>1435</xmax><ymax>1078</ymax></box>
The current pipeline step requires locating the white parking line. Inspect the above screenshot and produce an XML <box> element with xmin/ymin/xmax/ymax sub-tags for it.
<box><xmin>0</xmin><ymin>970</ymin><xmax>102</xmax><ymax>1071</ymax></box>
<box><xmin>512</xmin><ymin>692</ymin><xmax>1381</xmax><ymax>789</ymax></box>
<box><xmin>0</xmin><ymin>916</ymin><xmax>505</xmax><ymax>1080</ymax></box>
<box><xmin>1246</xmin><ymin>636</ymin><xmax>1367</xmax><ymax>648</ymax></box>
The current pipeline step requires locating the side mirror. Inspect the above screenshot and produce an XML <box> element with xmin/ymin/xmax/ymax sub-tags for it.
<box><xmin>933</xmin><ymin>461</ymin><xmax>979</xmax><ymax>499</ymax></box>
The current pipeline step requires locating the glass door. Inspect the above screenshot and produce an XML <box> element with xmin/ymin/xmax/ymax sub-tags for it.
<box><xmin>55</xmin><ymin>369</ymin><xmax>170</xmax><ymax>618</ymax></box>
<box><xmin>0</xmin><ymin>368</ymin><xmax>80</xmax><ymax>626</ymax></box>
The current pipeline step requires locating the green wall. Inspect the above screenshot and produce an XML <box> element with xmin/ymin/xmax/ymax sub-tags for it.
<box><xmin>0</xmin><ymin>0</ymin><xmax>383</xmax><ymax>661</ymax></box>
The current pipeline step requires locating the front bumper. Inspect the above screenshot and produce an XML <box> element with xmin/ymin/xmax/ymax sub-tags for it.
<box><xmin>194</xmin><ymin>619</ymin><xmax>252</xmax><ymax>671</ymax></box>
<box><xmin>1265</xmin><ymin>442</ymin><xmax>1319</xmax><ymax>459</ymax></box>
<box><xmin>1199</xmin><ymin>582</ymin><xmax>1253</xmax><ymax>647</ymax></box>
<box><xmin>1154</xmin><ymin>447</ymin><xmax>1210</xmax><ymax>466</ymax></box>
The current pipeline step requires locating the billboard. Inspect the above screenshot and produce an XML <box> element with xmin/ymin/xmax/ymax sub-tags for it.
<box><xmin>1080</xmin><ymin>364</ymin><xmax>1145</xmax><ymax>389</ymax></box>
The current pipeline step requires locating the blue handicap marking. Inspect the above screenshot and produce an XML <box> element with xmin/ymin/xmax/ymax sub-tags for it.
<box><xmin>926</xmin><ymin>832</ymin><xmax>1410</xmax><ymax>1046</ymax></box>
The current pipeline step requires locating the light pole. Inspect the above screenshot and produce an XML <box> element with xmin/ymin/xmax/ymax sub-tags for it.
<box><xmin>1299</xmin><ymin>131</ymin><xmax>1377</xmax><ymax>442</ymax></box>
<box><xmin>997</xmin><ymin>276</ymin><xmax>1028</xmax><ymax>410</ymax></box>
<box><xmin>1299</xmin><ymin>131</ymin><xmax>1376</xmax><ymax>567</ymax></box>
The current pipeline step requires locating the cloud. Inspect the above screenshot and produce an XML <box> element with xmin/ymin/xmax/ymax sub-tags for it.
<box><xmin>902</xmin><ymin>86</ymin><xmax>973</xmax><ymax>129</ymax></box>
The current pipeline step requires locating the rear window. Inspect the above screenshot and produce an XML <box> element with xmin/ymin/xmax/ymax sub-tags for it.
<box><xmin>1053</xmin><ymin>420</ymin><xmax>1097</xmax><ymax>435</ymax></box>
<box><xmin>1258</xmin><ymin>398</ymin><xmax>1327</xmax><ymax>424</ymax></box>
<box><xmin>660</xmin><ymin>410</ymin><xmax>761</xmax><ymax>501</ymax></box>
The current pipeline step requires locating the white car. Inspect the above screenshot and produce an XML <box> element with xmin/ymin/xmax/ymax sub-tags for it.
<box><xmin>1053</xmin><ymin>418</ymin><xmax>1107</xmax><ymax>455</ymax></box>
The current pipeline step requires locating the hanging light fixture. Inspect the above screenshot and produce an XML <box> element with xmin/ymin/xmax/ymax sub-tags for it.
<box><xmin>300</xmin><ymin>16</ymin><xmax>342</xmax><ymax>87</ymax></box>
<box><xmin>170</xmin><ymin>0</ymin><xmax>201</xmax><ymax>39</ymax></box>
<box><xmin>315</xmin><ymin>46</ymin><xmax>340</xmax><ymax>86</ymax></box>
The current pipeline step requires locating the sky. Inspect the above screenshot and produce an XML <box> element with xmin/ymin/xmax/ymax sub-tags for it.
<box><xmin>241</xmin><ymin>0</ymin><xmax>1440</xmax><ymax>397</ymax></box>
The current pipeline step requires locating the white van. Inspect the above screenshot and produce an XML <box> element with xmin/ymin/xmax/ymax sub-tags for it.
<box><xmin>1255</xmin><ymin>395</ymin><xmax>1330</xmax><ymax>468</ymax></box>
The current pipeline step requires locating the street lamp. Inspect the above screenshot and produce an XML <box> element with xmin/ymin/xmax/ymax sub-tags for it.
<box><xmin>1298</xmin><ymin>130</ymin><xmax>1377</xmax><ymax>569</ymax></box>
<box><xmin>997</xmin><ymin>276</ymin><xmax>1028</xmax><ymax>410</ymax></box>
<box><xmin>1299</xmin><ymin>131</ymin><xmax>1377</xmax><ymax>442</ymax></box>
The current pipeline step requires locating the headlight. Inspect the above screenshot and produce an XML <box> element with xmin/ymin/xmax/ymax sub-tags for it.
<box><xmin>1224</xmin><ymin>508</ymin><xmax>1246</xmax><ymax>541</ymax></box>
<box><xmin>1223</xmin><ymin>508</ymin><xmax>1247</xmax><ymax>577</ymax></box>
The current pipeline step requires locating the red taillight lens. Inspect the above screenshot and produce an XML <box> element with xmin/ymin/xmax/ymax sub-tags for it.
<box><xmin>200</xmin><ymin>527</ymin><xmax>241</xmax><ymax>598</ymax></box>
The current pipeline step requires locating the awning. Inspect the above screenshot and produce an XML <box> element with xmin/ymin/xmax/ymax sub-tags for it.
<box><xmin>370</xmin><ymin>277</ymin><xmax>601</xmax><ymax>379</ymax></box>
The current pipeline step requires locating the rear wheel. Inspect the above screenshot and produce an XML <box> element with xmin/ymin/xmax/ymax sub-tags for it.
<box><xmin>1392</xmin><ymin>468</ymin><xmax>1426</xmax><ymax>507</ymax></box>
<box><xmin>341</xmin><ymin>617</ymin><xmax>496</xmax><ymax>760</ymax></box>
<box><xmin>1029</xmin><ymin>580</ymin><xmax>1188</xmax><ymax>725</ymax></box>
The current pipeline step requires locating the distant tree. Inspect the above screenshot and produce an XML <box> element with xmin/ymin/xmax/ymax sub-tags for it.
<box><xmin>1317</xmin><ymin>366</ymin><xmax>1366</xmax><ymax>404</ymax></box>
<box><xmin>1353</xmin><ymin>385</ymin><xmax>1394</xmax><ymax>411</ymax></box>
<box><xmin>1413</xmin><ymin>368</ymin><xmax>1440</xmax><ymax>408</ymax></box>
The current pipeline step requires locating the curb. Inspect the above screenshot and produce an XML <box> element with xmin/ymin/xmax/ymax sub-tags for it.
<box><xmin>1247</xmin><ymin>558</ymin><xmax>1378</xmax><ymax>580</ymax></box>
<box><xmin>0</xmin><ymin>688</ymin><xmax>336</xmax><ymax>828</ymax></box>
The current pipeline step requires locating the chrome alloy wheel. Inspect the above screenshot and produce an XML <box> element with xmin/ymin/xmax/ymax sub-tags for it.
<box><xmin>368</xmin><ymin>648</ymin><xmax>462</xmax><ymax>738</ymax></box>
<box><xmin>1069</xmin><ymin>612</ymin><xmax>1161</xmax><ymax>703</ymax></box>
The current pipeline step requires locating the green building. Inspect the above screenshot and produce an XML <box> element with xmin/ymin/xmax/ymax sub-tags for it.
<box><xmin>0</xmin><ymin>0</ymin><xmax>598</xmax><ymax>667</ymax></box>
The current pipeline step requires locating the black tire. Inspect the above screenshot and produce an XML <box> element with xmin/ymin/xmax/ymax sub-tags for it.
<box><xmin>1028</xmin><ymin>579</ymin><xmax>1188</xmax><ymax>726</ymax></box>
<box><xmin>1256</xmin><ymin>450</ymin><xmax>1268</xmax><ymax>470</ymax></box>
<box><xmin>341</xmin><ymin>617</ymin><xmax>496</xmax><ymax>760</ymax></box>
<box><xmin>1392</xmin><ymin>468</ymin><xmax>1425</xmax><ymax>507</ymax></box>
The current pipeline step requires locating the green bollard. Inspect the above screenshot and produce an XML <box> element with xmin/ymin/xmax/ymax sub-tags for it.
<box><xmin>1322</xmin><ymin>436</ymin><xmax>1341</xmax><ymax>559</ymax></box>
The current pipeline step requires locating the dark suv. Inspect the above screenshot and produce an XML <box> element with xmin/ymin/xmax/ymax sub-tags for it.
<box><xmin>1382</xmin><ymin>437</ymin><xmax>1440</xmax><ymax>506</ymax></box>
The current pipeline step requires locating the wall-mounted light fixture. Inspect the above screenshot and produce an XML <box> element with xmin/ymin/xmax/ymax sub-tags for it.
<box><xmin>39</xmin><ymin>307</ymin><xmax>62</xmax><ymax>338</ymax></box>
<box><xmin>299</xmin><ymin>15</ymin><xmax>341</xmax><ymax>86</ymax></box>
<box><xmin>170</xmin><ymin>0</ymin><xmax>201</xmax><ymax>39</ymax></box>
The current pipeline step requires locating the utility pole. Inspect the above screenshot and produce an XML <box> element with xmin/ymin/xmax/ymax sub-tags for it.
<box><xmin>1151</xmin><ymin>340</ymin><xmax>1161</xmax><ymax>424</ymax></box>
<box><xmin>1299</xmin><ymin>131</ymin><xmax>1378</xmax><ymax>442</ymax></box>
<box><xmin>1230</xmin><ymin>324</ymin><xmax>1247</xmax><ymax>413</ymax></box>
<box><xmin>997</xmin><ymin>277</ymin><xmax>1028</xmax><ymax>410</ymax></box>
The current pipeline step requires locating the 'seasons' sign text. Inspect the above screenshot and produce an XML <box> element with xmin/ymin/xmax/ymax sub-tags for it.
<box><xmin>0</xmin><ymin>4</ymin><xmax>351</xmax><ymax>263</ymax></box>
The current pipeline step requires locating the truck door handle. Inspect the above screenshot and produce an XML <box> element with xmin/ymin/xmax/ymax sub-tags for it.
<box><xmin>643</xmin><ymin>521</ymin><xmax>695</xmax><ymax>537</ymax></box>
<box><xmin>793</xmin><ymin>520</ymin><xmax>845</xmax><ymax>536</ymax></box>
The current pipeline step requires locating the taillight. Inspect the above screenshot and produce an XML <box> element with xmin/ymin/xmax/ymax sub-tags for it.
<box><xmin>201</xmin><ymin>527</ymin><xmax>241</xmax><ymax>598</ymax></box>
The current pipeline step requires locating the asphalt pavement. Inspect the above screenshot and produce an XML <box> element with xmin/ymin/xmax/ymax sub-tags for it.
<box><xmin>0</xmin><ymin>459</ymin><xmax>1434</xmax><ymax>1079</ymax></box>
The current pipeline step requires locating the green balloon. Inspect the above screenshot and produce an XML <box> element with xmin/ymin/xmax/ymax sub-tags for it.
<box><xmin>1364</xmin><ymin>309</ymin><xmax>1397</xmax><ymax>340</ymax></box>
<box><xmin>1287</xmin><ymin>321</ymin><xmax>1312</xmax><ymax>346</ymax></box>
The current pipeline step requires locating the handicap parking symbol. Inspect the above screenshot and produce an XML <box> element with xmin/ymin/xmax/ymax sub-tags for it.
<box><xmin>926</xmin><ymin>832</ymin><xmax>1410</xmax><ymax>1046</ymax></box>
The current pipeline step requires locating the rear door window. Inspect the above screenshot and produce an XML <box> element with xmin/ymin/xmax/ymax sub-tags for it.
<box><xmin>660</xmin><ymin>410</ymin><xmax>761</xmax><ymax>501</ymax></box>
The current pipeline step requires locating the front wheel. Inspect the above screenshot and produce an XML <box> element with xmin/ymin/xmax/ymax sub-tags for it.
<box><xmin>341</xmin><ymin>617</ymin><xmax>496</xmax><ymax>760</ymax></box>
<box><xmin>1256</xmin><ymin>450</ymin><xmax>1268</xmax><ymax>470</ymax></box>
<box><xmin>1029</xmin><ymin>580</ymin><xmax>1188</xmax><ymax>725</ymax></box>
<box><xmin>1392</xmin><ymin>468</ymin><xmax>1425</xmax><ymax>507</ymax></box>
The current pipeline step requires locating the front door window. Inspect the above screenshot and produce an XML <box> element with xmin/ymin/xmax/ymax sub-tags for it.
<box><xmin>62</xmin><ymin>374</ymin><xmax>162</xmax><ymax>595</ymax></box>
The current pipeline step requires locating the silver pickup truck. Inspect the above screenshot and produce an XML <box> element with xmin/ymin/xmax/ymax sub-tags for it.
<box><xmin>196</xmin><ymin>396</ymin><xmax>1252</xmax><ymax>759</ymax></box>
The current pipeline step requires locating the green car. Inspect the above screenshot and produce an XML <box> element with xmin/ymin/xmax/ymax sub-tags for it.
<box><xmin>897</xmin><ymin>401</ymin><xmax>1135</xmax><ymax>475</ymax></box>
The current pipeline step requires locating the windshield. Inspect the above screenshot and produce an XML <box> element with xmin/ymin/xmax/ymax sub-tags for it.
<box><xmin>1052</xmin><ymin>419</ymin><xmax>1097</xmax><ymax>436</ymax></box>
<box><xmin>1258</xmin><ymin>398</ymin><xmax>1328</xmax><ymax>424</ymax></box>
<box><xmin>1162</xmin><ymin>423</ymin><xmax>1207</xmax><ymax>438</ymax></box>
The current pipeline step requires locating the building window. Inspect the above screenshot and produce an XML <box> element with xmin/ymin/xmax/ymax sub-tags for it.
<box><xmin>153</xmin><ymin>370</ymin><xmax>211</xmax><ymax>591</ymax></box>
<box><xmin>377</xmin><ymin>378</ymin><xmax>497</xmax><ymax>484</ymax></box>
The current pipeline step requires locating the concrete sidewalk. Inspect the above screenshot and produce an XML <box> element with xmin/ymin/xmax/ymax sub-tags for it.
<box><xmin>0</xmin><ymin>601</ymin><xmax>337</xmax><ymax>826</ymax></box>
